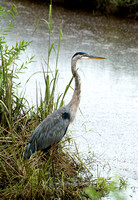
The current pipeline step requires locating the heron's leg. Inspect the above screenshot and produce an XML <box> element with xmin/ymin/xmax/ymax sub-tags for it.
<box><xmin>52</xmin><ymin>159</ymin><xmax>56</xmax><ymax>185</ymax></box>
<box><xmin>50</xmin><ymin>143</ymin><xmax>56</xmax><ymax>184</ymax></box>
<box><xmin>50</xmin><ymin>143</ymin><xmax>56</xmax><ymax>155</ymax></box>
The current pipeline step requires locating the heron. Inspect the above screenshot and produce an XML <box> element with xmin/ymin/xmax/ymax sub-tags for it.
<box><xmin>23</xmin><ymin>52</ymin><xmax>105</xmax><ymax>160</ymax></box>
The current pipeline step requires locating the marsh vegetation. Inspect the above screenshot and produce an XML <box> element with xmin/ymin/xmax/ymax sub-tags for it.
<box><xmin>0</xmin><ymin>4</ymin><xmax>127</xmax><ymax>199</ymax></box>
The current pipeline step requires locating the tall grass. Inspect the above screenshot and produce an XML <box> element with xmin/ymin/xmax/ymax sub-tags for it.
<box><xmin>0</xmin><ymin>4</ymin><xmax>127</xmax><ymax>200</ymax></box>
<box><xmin>32</xmin><ymin>3</ymin><xmax>73</xmax><ymax>122</ymax></box>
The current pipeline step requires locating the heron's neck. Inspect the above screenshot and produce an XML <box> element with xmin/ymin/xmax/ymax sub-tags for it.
<box><xmin>68</xmin><ymin>59</ymin><xmax>81</xmax><ymax>122</ymax></box>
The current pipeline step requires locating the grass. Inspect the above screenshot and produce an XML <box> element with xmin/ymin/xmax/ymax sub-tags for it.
<box><xmin>0</xmin><ymin>134</ymin><xmax>86</xmax><ymax>199</ymax></box>
<box><xmin>0</xmin><ymin>4</ymin><xmax>127</xmax><ymax>200</ymax></box>
<box><xmin>0</xmin><ymin>131</ymin><xmax>127</xmax><ymax>199</ymax></box>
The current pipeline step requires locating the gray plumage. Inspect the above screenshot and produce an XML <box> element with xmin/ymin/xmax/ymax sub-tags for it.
<box><xmin>23</xmin><ymin>52</ymin><xmax>105</xmax><ymax>160</ymax></box>
<box><xmin>24</xmin><ymin>107</ymin><xmax>70</xmax><ymax>159</ymax></box>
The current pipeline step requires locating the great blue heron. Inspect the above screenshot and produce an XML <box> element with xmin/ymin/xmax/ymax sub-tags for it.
<box><xmin>23</xmin><ymin>52</ymin><xmax>105</xmax><ymax>160</ymax></box>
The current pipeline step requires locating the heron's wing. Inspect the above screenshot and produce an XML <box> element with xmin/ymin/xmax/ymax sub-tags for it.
<box><xmin>37</xmin><ymin>118</ymin><xmax>69</xmax><ymax>150</ymax></box>
<box><xmin>29</xmin><ymin>110</ymin><xmax>69</xmax><ymax>151</ymax></box>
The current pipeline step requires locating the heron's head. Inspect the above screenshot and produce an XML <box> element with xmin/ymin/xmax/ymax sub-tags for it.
<box><xmin>72</xmin><ymin>52</ymin><xmax>106</xmax><ymax>61</ymax></box>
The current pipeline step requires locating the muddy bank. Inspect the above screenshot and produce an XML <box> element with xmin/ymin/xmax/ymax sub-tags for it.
<box><xmin>22</xmin><ymin>0</ymin><xmax>137</xmax><ymax>19</ymax></box>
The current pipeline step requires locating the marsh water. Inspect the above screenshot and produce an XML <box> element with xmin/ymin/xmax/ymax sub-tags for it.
<box><xmin>1</xmin><ymin>0</ymin><xmax>138</xmax><ymax>198</ymax></box>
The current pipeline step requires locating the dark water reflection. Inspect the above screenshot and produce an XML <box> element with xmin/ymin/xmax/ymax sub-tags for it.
<box><xmin>1</xmin><ymin>0</ymin><xmax>138</xmax><ymax>198</ymax></box>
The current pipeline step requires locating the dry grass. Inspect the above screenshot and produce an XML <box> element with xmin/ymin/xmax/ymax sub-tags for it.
<box><xmin>0</xmin><ymin>126</ymin><xmax>92</xmax><ymax>200</ymax></box>
<box><xmin>0</xmin><ymin>124</ymin><xmax>127</xmax><ymax>200</ymax></box>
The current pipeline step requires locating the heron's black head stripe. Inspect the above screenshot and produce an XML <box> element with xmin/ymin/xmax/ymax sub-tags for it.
<box><xmin>62</xmin><ymin>112</ymin><xmax>70</xmax><ymax>120</ymax></box>
<box><xmin>72</xmin><ymin>52</ymin><xmax>86</xmax><ymax>58</ymax></box>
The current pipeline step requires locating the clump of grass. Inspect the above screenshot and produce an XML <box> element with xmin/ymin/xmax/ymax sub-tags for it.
<box><xmin>0</xmin><ymin>4</ymin><xmax>127</xmax><ymax>200</ymax></box>
<box><xmin>0</xmin><ymin>131</ymin><xmax>127</xmax><ymax>199</ymax></box>
<box><xmin>0</xmin><ymin>133</ymin><xmax>88</xmax><ymax>199</ymax></box>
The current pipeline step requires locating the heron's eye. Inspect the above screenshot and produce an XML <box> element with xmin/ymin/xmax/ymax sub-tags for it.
<box><xmin>61</xmin><ymin>112</ymin><xmax>70</xmax><ymax>120</ymax></box>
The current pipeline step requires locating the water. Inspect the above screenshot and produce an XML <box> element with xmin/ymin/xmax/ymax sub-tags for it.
<box><xmin>1</xmin><ymin>0</ymin><xmax>138</xmax><ymax>198</ymax></box>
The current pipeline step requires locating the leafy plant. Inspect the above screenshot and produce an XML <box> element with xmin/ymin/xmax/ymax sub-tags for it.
<box><xmin>0</xmin><ymin>6</ymin><xmax>34</xmax><ymax>130</ymax></box>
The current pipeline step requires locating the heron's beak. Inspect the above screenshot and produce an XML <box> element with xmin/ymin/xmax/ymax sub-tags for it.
<box><xmin>87</xmin><ymin>55</ymin><xmax>106</xmax><ymax>60</ymax></box>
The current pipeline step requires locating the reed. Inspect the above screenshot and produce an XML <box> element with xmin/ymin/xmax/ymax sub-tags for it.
<box><xmin>34</xmin><ymin>3</ymin><xmax>73</xmax><ymax>120</ymax></box>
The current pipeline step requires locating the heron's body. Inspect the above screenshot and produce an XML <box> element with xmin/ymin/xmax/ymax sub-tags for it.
<box><xmin>23</xmin><ymin>52</ymin><xmax>105</xmax><ymax>160</ymax></box>
<box><xmin>24</xmin><ymin>106</ymin><xmax>70</xmax><ymax>159</ymax></box>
